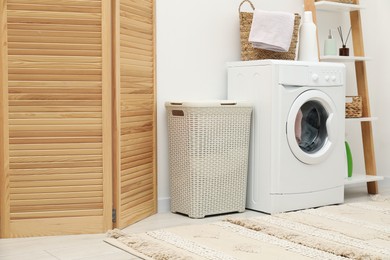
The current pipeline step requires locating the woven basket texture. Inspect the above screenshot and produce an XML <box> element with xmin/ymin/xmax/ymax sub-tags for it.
<box><xmin>239</xmin><ymin>0</ymin><xmax>301</xmax><ymax>61</ymax></box>
<box><xmin>315</xmin><ymin>0</ymin><xmax>355</xmax><ymax>4</ymax></box>
<box><xmin>166</xmin><ymin>103</ymin><xmax>252</xmax><ymax>218</ymax></box>
<box><xmin>345</xmin><ymin>96</ymin><xmax>362</xmax><ymax>118</ymax></box>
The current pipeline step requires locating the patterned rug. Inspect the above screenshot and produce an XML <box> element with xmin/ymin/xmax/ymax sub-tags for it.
<box><xmin>105</xmin><ymin>196</ymin><xmax>390</xmax><ymax>260</ymax></box>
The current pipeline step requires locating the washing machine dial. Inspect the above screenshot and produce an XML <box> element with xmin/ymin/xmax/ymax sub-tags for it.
<box><xmin>325</xmin><ymin>75</ymin><xmax>330</xmax><ymax>81</ymax></box>
<box><xmin>311</xmin><ymin>73</ymin><xmax>319</xmax><ymax>82</ymax></box>
<box><xmin>331</xmin><ymin>75</ymin><xmax>337</xmax><ymax>82</ymax></box>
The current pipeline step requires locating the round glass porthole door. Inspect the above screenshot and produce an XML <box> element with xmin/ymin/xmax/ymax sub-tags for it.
<box><xmin>286</xmin><ymin>90</ymin><xmax>338</xmax><ymax>165</ymax></box>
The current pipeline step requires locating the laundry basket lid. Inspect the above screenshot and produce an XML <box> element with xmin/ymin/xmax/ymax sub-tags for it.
<box><xmin>165</xmin><ymin>100</ymin><xmax>252</xmax><ymax>108</ymax></box>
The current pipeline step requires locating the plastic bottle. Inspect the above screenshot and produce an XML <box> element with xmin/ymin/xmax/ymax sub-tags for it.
<box><xmin>324</xmin><ymin>29</ymin><xmax>337</xmax><ymax>56</ymax></box>
<box><xmin>345</xmin><ymin>141</ymin><xmax>353</xmax><ymax>178</ymax></box>
<box><xmin>298</xmin><ymin>11</ymin><xmax>319</xmax><ymax>62</ymax></box>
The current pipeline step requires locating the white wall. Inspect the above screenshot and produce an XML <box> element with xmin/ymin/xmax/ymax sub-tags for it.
<box><xmin>366</xmin><ymin>0</ymin><xmax>390</xmax><ymax>181</ymax></box>
<box><xmin>155</xmin><ymin>0</ymin><xmax>390</xmax><ymax>212</ymax></box>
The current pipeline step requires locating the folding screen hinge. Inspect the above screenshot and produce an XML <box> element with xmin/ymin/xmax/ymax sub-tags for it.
<box><xmin>112</xmin><ymin>208</ymin><xmax>117</xmax><ymax>223</ymax></box>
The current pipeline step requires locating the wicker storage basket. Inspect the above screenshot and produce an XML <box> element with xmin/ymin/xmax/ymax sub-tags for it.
<box><xmin>345</xmin><ymin>96</ymin><xmax>362</xmax><ymax>118</ymax></box>
<box><xmin>165</xmin><ymin>101</ymin><xmax>252</xmax><ymax>218</ymax></box>
<box><xmin>315</xmin><ymin>0</ymin><xmax>355</xmax><ymax>4</ymax></box>
<box><xmin>239</xmin><ymin>0</ymin><xmax>301</xmax><ymax>61</ymax></box>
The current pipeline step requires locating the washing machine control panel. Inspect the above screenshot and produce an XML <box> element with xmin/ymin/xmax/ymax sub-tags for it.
<box><xmin>278</xmin><ymin>63</ymin><xmax>344</xmax><ymax>87</ymax></box>
<box><xmin>308</xmin><ymin>68</ymin><xmax>343</xmax><ymax>86</ymax></box>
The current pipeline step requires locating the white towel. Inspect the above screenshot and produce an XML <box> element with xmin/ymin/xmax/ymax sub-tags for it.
<box><xmin>248</xmin><ymin>10</ymin><xmax>295</xmax><ymax>52</ymax></box>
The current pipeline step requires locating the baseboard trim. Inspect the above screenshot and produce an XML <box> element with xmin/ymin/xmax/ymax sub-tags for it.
<box><xmin>158</xmin><ymin>197</ymin><xmax>171</xmax><ymax>213</ymax></box>
<box><xmin>379</xmin><ymin>176</ymin><xmax>390</xmax><ymax>188</ymax></box>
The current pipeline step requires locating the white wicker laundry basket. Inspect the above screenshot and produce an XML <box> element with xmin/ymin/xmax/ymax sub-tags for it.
<box><xmin>165</xmin><ymin>101</ymin><xmax>252</xmax><ymax>218</ymax></box>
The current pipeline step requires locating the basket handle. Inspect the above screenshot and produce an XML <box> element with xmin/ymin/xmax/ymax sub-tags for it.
<box><xmin>239</xmin><ymin>0</ymin><xmax>255</xmax><ymax>13</ymax></box>
<box><xmin>171</xmin><ymin>110</ymin><xmax>184</xmax><ymax>116</ymax></box>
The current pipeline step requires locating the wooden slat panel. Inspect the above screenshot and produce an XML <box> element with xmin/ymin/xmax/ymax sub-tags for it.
<box><xmin>9</xmin><ymin>216</ymin><xmax>104</xmax><ymax>237</ymax></box>
<box><xmin>11</xmin><ymin>185</ymin><xmax>102</xmax><ymax>194</ymax></box>
<box><xmin>120</xmin><ymin>26</ymin><xmax>153</xmax><ymax>41</ymax></box>
<box><xmin>121</xmin><ymin>147</ymin><xmax>153</xmax><ymax>161</ymax></box>
<box><xmin>6</xmin><ymin>17</ymin><xmax>101</xmax><ymax>26</ymax></box>
<box><xmin>11</xmin><ymin>203</ymin><xmax>103</xmax><ymax>213</ymax></box>
<box><xmin>120</xmin><ymin>51</ymin><xmax>153</xmax><ymax>62</ymax></box>
<box><xmin>10</xmin><ymin>173</ymin><xmax>103</xmax><ymax>181</ymax></box>
<box><xmin>8</xmin><ymin>49</ymin><xmax>101</xmax><ymax>56</ymax></box>
<box><xmin>10</xmin><ymin>209</ymin><xmax>103</xmax><ymax>220</ymax></box>
<box><xmin>9</xmin><ymin>138</ymin><xmax>102</xmax><ymax>144</ymax></box>
<box><xmin>11</xmin><ymin>191</ymin><xmax>103</xmax><ymax>200</ymax></box>
<box><xmin>121</xmin><ymin>158</ymin><xmax>153</xmax><ymax>174</ymax></box>
<box><xmin>8</xmin><ymin>55</ymin><xmax>102</xmax><ymax>69</ymax></box>
<box><xmin>8</xmin><ymin>43</ymin><xmax>101</xmax><ymax>52</ymax></box>
<box><xmin>11</xmin><ymin>197</ymin><xmax>103</xmax><ymax>207</ymax></box>
<box><xmin>119</xmin><ymin>45</ymin><xmax>152</xmax><ymax>58</ymax></box>
<box><xmin>0</xmin><ymin>0</ymin><xmax>11</xmax><ymax>238</ymax></box>
<box><xmin>9</xmin><ymin>106</ymin><xmax>102</xmax><ymax>113</ymax></box>
<box><xmin>122</xmin><ymin>132</ymin><xmax>152</xmax><ymax>142</ymax></box>
<box><xmin>9</xmin><ymin>161</ymin><xmax>103</xmax><ymax>169</ymax></box>
<box><xmin>121</xmin><ymin>149</ymin><xmax>153</xmax><ymax>161</ymax></box>
<box><xmin>120</xmin><ymin>164</ymin><xmax>153</xmax><ymax>184</ymax></box>
<box><xmin>9</xmin><ymin>118</ymin><xmax>101</xmax><ymax>125</ymax></box>
<box><xmin>120</xmin><ymin>201</ymin><xmax>154</xmax><ymax>223</ymax></box>
<box><xmin>120</xmin><ymin>1</ymin><xmax>152</xmax><ymax>15</ymax></box>
<box><xmin>8</xmin><ymin>29</ymin><xmax>101</xmax><ymax>38</ymax></box>
<box><xmin>121</xmin><ymin>141</ymin><xmax>153</xmax><ymax>154</ymax></box>
<box><xmin>10</xmin><ymin>148</ymin><xmax>102</xmax><ymax>156</ymax></box>
<box><xmin>121</xmin><ymin>168</ymin><xmax>153</xmax><ymax>184</ymax></box>
<box><xmin>8</xmin><ymin>35</ymin><xmax>101</xmax><ymax>44</ymax></box>
<box><xmin>8</xmin><ymin>0</ymin><xmax>102</xmax><ymax>7</ymax></box>
<box><xmin>8</xmin><ymin>23</ymin><xmax>101</xmax><ymax>32</ymax></box>
<box><xmin>121</xmin><ymin>116</ymin><xmax>153</xmax><ymax>126</ymax></box>
<box><xmin>9</xmin><ymin>100</ymin><xmax>102</xmax><ymax>106</ymax></box>
<box><xmin>10</xmin><ymin>143</ymin><xmax>102</xmax><ymax>150</ymax></box>
<box><xmin>1</xmin><ymin>0</ymin><xmax>112</xmax><ymax>237</ymax></box>
<box><xmin>10</xmin><ymin>179</ymin><xmax>103</xmax><ymax>188</ymax></box>
<box><xmin>9</xmin><ymin>112</ymin><xmax>102</xmax><ymax>119</ymax></box>
<box><xmin>114</xmin><ymin>0</ymin><xmax>156</xmax><ymax>228</ymax></box>
<box><xmin>121</xmin><ymin>132</ymin><xmax>153</xmax><ymax>147</ymax></box>
<box><xmin>9</xmin><ymin>125</ymin><xmax>102</xmax><ymax>131</ymax></box>
<box><xmin>121</xmin><ymin>151</ymin><xmax>152</xmax><ymax>165</ymax></box>
<box><xmin>120</xmin><ymin>34</ymin><xmax>152</xmax><ymax>50</ymax></box>
<box><xmin>9</xmin><ymin>154</ymin><xmax>102</xmax><ymax>163</ymax></box>
<box><xmin>8</xmin><ymin>3</ymin><xmax>101</xmax><ymax>13</ymax></box>
<box><xmin>7</xmin><ymin>10</ymin><xmax>101</xmax><ymax>22</ymax></box>
<box><xmin>121</xmin><ymin>189</ymin><xmax>154</xmax><ymax>209</ymax></box>
<box><xmin>9</xmin><ymin>80</ymin><xmax>102</xmax><ymax>88</ymax></box>
<box><xmin>121</xmin><ymin>192</ymin><xmax>154</xmax><ymax>212</ymax></box>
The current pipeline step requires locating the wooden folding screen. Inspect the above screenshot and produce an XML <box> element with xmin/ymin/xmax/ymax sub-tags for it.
<box><xmin>0</xmin><ymin>0</ymin><xmax>156</xmax><ymax>238</ymax></box>
<box><xmin>0</xmin><ymin>0</ymin><xmax>113</xmax><ymax>238</ymax></box>
<box><xmin>112</xmin><ymin>0</ymin><xmax>157</xmax><ymax>228</ymax></box>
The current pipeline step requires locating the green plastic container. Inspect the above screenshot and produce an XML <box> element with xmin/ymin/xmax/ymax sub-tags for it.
<box><xmin>345</xmin><ymin>141</ymin><xmax>353</xmax><ymax>178</ymax></box>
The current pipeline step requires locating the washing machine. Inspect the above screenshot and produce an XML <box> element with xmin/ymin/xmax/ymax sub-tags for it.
<box><xmin>227</xmin><ymin>60</ymin><xmax>345</xmax><ymax>214</ymax></box>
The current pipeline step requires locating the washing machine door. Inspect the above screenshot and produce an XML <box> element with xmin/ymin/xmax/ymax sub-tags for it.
<box><xmin>286</xmin><ymin>90</ymin><xmax>338</xmax><ymax>165</ymax></box>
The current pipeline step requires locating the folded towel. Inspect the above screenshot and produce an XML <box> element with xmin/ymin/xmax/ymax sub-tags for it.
<box><xmin>248</xmin><ymin>10</ymin><xmax>295</xmax><ymax>52</ymax></box>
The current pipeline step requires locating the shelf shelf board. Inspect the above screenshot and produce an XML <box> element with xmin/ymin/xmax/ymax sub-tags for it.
<box><xmin>345</xmin><ymin>117</ymin><xmax>378</xmax><ymax>122</ymax></box>
<box><xmin>344</xmin><ymin>175</ymin><xmax>384</xmax><ymax>186</ymax></box>
<box><xmin>315</xmin><ymin>1</ymin><xmax>365</xmax><ymax>12</ymax></box>
<box><xmin>320</xmin><ymin>55</ymin><xmax>371</xmax><ymax>62</ymax></box>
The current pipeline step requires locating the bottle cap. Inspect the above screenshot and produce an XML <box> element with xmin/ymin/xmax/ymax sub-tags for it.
<box><xmin>328</xmin><ymin>29</ymin><xmax>333</xmax><ymax>39</ymax></box>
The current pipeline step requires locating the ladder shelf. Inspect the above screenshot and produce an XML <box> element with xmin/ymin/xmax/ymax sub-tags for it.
<box><xmin>320</xmin><ymin>55</ymin><xmax>370</xmax><ymax>62</ymax></box>
<box><xmin>305</xmin><ymin>0</ymin><xmax>380</xmax><ymax>194</ymax></box>
<box><xmin>315</xmin><ymin>1</ymin><xmax>364</xmax><ymax>12</ymax></box>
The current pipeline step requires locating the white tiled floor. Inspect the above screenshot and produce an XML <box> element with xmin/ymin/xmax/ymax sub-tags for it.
<box><xmin>1</xmin><ymin>183</ymin><xmax>389</xmax><ymax>260</ymax></box>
